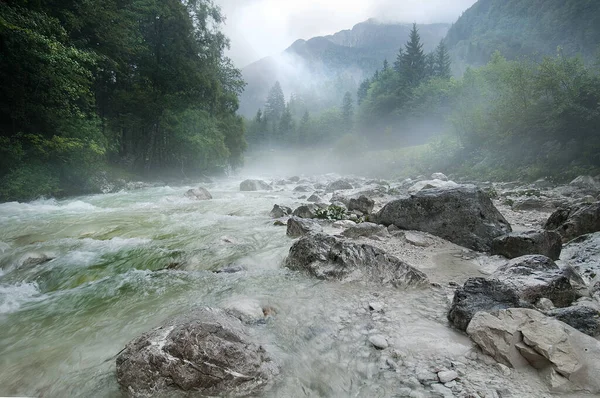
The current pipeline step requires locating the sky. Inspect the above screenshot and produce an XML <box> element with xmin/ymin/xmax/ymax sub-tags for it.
<box><xmin>215</xmin><ymin>0</ymin><xmax>478</xmax><ymax>68</ymax></box>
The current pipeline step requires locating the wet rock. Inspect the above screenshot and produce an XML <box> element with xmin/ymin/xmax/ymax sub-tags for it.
<box><xmin>447</xmin><ymin>278</ymin><xmax>522</xmax><ymax>331</ymax></box>
<box><xmin>545</xmin><ymin>306</ymin><xmax>600</xmax><ymax>337</ymax></box>
<box><xmin>491</xmin><ymin>255</ymin><xmax>580</xmax><ymax>307</ymax></box>
<box><xmin>184</xmin><ymin>187</ymin><xmax>212</xmax><ymax>200</ymax></box>
<box><xmin>341</xmin><ymin>222</ymin><xmax>388</xmax><ymax>239</ymax></box>
<box><xmin>332</xmin><ymin>220</ymin><xmax>356</xmax><ymax>229</ymax></box>
<box><xmin>286</xmin><ymin>217</ymin><xmax>323</xmax><ymax>238</ymax></box>
<box><xmin>375</xmin><ymin>186</ymin><xmax>511</xmax><ymax>252</ymax></box>
<box><xmin>240</xmin><ymin>179</ymin><xmax>272</xmax><ymax>191</ymax></box>
<box><xmin>466</xmin><ymin>308</ymin><xmax>600</xmax><ymax>393</ymax></box>
<box><xmin>214</xmin><ymin>265</ymin><xmax>247</xmax><ymax>274</ymax></box>
<box><xmin>285</xmin><ymin>234</ymin><xmax>428</xmax><ymax>287</ymax></box>
<box><xmin>292</xmin><ymin>204</ymin><xmax>318</xmax><ymax>219</ymax></box>
<box><xmin>225</xmin><ymin>298</ymin><xmax>265</xmax><ymax>324</ymax></box>
<box><xmin>347</xmin><ymin>195</ymin><xmax>375</xmax><ymax>214</ymax></box>
<box><xmin>491</xmin><ymin>230</ymin><xmax>562</xmax><ymax>260</ymax></box>
<box><xmin>325</xmin><ymin>179</ymin><xmax>353</xmax><ymax>193</ymax></box>
<box><xmin>293</xmin><ymin>185</ymin><xmax>311</xmax><ymax>193</ymax></box>
<box><xmin>368</xmin><ymin>334</ymin><xmax>388</xmax><ymax>349</ymax></box>
<box><xmin>116</xmin><ymin>307</ymin><xmax>278</xmax><ymax>397</ymax></box>
<box><xmin>544</xmin><ymin>202</ymin><xmax>600</xmax><ymax>242</ymax></box>
<box><xmin>20</xmin><ymin>253</ymin><xmax>55</xmax><ymax>267</ymax></box>
<box><xmin>269</xmin><ymin>204</ymin><xmax>292</xmax><ymax>218</ymax></box>
<box><xmin>307</xmin><ymin>193</ymin><xmax>322</xmax><ymax>203</ymax></box>
<box><xmin>431</xmin><ymin>173</ymin><xmax>449</xmax><ymax>181</ymax></box>
<box><xmin>330</xmin><ymin>191</ymin><xmax>350</xmax><ymax>206</ymax></box>
<box><xmin>408</xmin><ymin>179</ymin><xmax>459</xmax><ymax>194</ymax></box>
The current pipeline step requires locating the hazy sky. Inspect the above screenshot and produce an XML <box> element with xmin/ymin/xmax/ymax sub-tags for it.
<box><xmin>215</xmin><ymin>0</ymin><xmax>478</xmax><ymax>68</ymax></box>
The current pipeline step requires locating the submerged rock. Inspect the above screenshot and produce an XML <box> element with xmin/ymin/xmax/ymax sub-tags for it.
<box><xmin>184</xmin><ymin>187</ymin><xmax>212</xmax><ymax>200</ymax></box>
<box><xmin>491</xmin><ymin>255</ymin><xmax>580</xmax><ymax>307</ymax></box>
<box><xmin>285</xmin><ymin>233</ymin><xmax>428</xmax><ymax>287</ymax></box>
<box><xmin>491</xmin><ymin>230</ymin><xmax>562</xmax><ymax>260</ymax></box>
<box><xmin>286</xmin><ymin>217</ymin><xmax>323</xmax><ymax>238</ymax></box>
<box><xmin>467</xmin><ymin>308</ymin><xmax>600</xmax><ymax>393</ymax></box>
<box><xmin>240</xmin><ymin>179</ymin><xmax>272</xmax><ymax>191</ymax></box>
<box><xmin>544</xmin><ymin>202</ymin><xmax>600</xmax><ymax>242</ymax></box>
<box><xmin>447</xmin><ymin>278</ymin><xmax>522</xmax><ymax>331</ymax></box>
<box><xmin>375</xmin><ymin>186</ymin><xmax>511</xmax><ymax>252</ymax></box>
<box><xmin>116</xmin><ymin>307</ymin><xmax>278</xmax><ymax>397</ymax></box>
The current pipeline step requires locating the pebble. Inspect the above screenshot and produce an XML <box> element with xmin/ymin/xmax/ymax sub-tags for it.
<box><xmin>368</xmin><ymin>334</ymin><xmax>388</xmax><ymax>349</ymax></box>
<box><xmin>438</xmin><ymin>370</ymin><xmax>458</xmax><ymax>383</ymax></box>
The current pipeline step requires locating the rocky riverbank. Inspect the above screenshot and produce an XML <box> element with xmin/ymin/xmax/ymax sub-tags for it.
<box><xmin>113</xmin><ymin>173</ymin><xmax>600</xmax><ymax>397</ymax></box>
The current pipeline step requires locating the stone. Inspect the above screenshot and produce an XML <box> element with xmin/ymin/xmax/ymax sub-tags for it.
<box><xmin>375</xmin><ymin>186</ymin><xmax>511</xmax><ymax>252</ymax></box>
<box><xmin>408</xmin><ymin>179</ymin><xmax>459</xmax><ymax>194</ymax></box>
<box><xmin>292</xmin><ymin>204</ymin><xmax>318</xmax><ymax>219</ymax></box>
<box><xmin>330</xmin><ymin>191</ymin><xmax>350</xmax><ymax>206</ymax></box>
<box><xmin>466</xmin><ymin>308</ymin><xmax>600</xmax><ymax>393</ymax></box>
<box><xmin>491</xmin><ymin>255</ymin><xmax>580</xmax><ymax>307</ymax></box>
<box><xmin>560</xmin><ymin>232</ymin><xmax>600</xmax><ymax>285</ymax></box>
<box><xmin>184</xmin><ymin>187</ymin><xmax>212</xmax><ymax>200</ymax></box>
<box><xmin>544</xmin><ymin>202</ymin><xmax>600</xmax><ymax>242</ymax></box>
<box><xmin>404</xmin><ymin>231</ymin><xmax>431</xmax><ymax>247</ymax></box>
<box><xmin>116</xmin><ymin>308</ymin><xmax>278</xmax><ymax>397</ymax></box>
<box><xmin>288</xmin><ymin>176</ymin><xmax>300</xmax><ymax>183</ymax></box>
<box><xmin>240</xmin><ymin>179</ymin><xmax>272</xmax><ymax>191</ymax></box>
<box><xmin>369</xmin><ymin>335</ymin><xmax>388</xmax><ymax>349</ymax></box>
<box><xmin>491</xmin><ymin>230</ymin><xmax>562</xmax><ymax>260</ymax></box>
<box><xmin>348</xmin><ymin>195</ymin><xmax>375</xmax><ymax>214</ymax></box>
<box><xmin>369</xmin><ymin>302</ymin><xmax>385</xmax><ymax>312</ymax></box>
<box><xmin>570</xmin><ymin>175</ymin><xmax>600</xmax><ymax>191</ymax></box>
<box><xmin>437</xmin><ymin>370</ymin><xmax>458</xmax><ymax>383</ymax></box>
<box><xmin>293</xmin><ymin>185</ymin><xmax>312</xmax><ymax>193</ymax></box>
<box><xmin>325</xmin><ymin>179</ymin><xmax>353</xmax><ymax>193</ymax></box>
<box><xmin>341</xmin><ymin>222</ymin><xmax>389</xmax><ymax>239</ymax></box>
<box><xmin>286</xmin><ymin>217</ymin><xmax>323</xmax><ymax>238</ymax></box>
<box><xmin>225</xmin><ymin>298</ymin><xmax>265</xmax><ymax>323</ymax></box>
<box><xmin>430</xmin><ymin>383</ymin><xmax>454</xmax><ymax>397</ymax></box>
<box><xmin>332</xmin><ymin>220</ymin><xmax>356</xmax><ymax>229</ymax></box>
<box><xmin>285</xmin><ymin>233</ymin><xmax>428</xmax><ymax>287</ymax></box>
<box><xmin>307</xmin><ymin>193</ymin><xmax>322</xmax><ymax>203</ymax></box>
<box><xmin>447</xmin><ymin>278</ymin><xmax>522</xmax><ymax>331</ymax></box>
<box><xmin>511</xmin><ymin>197</ymin><xmax>555</xmax><ymax>212</ymax></box>
<box><xmin>545</xmin><ymin>306</ymin><xmax>600</xmax><ymax>337</ymax></box>
<box><xmin>269</xmin><ymin>204</ymin><xmax>292</xmax><ymax>218</ymax></box>
<box><xmin>214</xmin><ymin>265</ymin><xmax>246</xmax><ymax>274</ymax></box>
<box><xmin>536</xmin><ymin>298</ymin><xmax>555</xmax><ymax>311</ymax></box>
<box><xmin>431</xmin><ymin>173</ymin><xmax>449</xmax><ymax>181</ymax></box>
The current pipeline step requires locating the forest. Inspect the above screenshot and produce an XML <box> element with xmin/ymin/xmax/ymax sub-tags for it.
<box><xmin>0</xmin><ymin>0</ymin><xmax>246</xmax><ymax>201</ymax></box>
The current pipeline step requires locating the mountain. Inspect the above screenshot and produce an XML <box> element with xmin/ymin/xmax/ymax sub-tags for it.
<box><xmin>446</xmin><ymin>0</ymin><xmax>600</xmax><ymax>68</ymax></box>
<box><xmin>239</xmin><ymin>19</ymin><xmax>450</xmax><ymax>117</ymax></box>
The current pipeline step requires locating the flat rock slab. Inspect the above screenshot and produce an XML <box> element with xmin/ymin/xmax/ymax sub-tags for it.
<box><xmin>491</xmin><ymin>230</ymin><xmax>562</xmax><ymax>260</ymax></box>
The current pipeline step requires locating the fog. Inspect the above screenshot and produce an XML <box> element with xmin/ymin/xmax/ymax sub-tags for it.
<box><xmin>216</xmin><ymin>0</ymin><xmax>477</xmax><ymax>67</ymax></box>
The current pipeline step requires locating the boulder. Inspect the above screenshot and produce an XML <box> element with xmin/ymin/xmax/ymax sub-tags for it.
<box><xmin>545</xmin><ymin>306</ymin><xmax>600</xmax><ymax>337</ymax></box>
<box><xmin>491</xmin><ymin>255</ymin><xmax>580</xmax><ymax>307</ymax></box>
<box><xmin>341</xmin><ymin>222</ymin><xmax>388</xmax><ymax>239</ymax></box>
<box><xmin>430</xmin><ymin>172</ymin><xmax>449</xmax><ymax>181</ymax></box>
<box><xmin>408</xmin><ymin>179</ymin><xmax>459</xmax><ymax>194</ymax></box>
<box><xmin>347</xmin><ymin>195</ymin><xmax>375</xmax><ymax>214</ymax></box>
<box><xmin>240</xmin><ymin>179</ymin><xmax>272</xmax><ymax>191</ymax></box>
<box><xmin>545</xmin><ymin>202</ymin><xmax>600</xmax><ymax>242</ymax></box>
<box><xmin>184</xmin><ymin>187</ymin><xmax>212</xmax><ymax>200</ymax></box>
<box><xmin>288</xmin><ymin>176</ymin><xmax>300</xmax><ymax>183</ymax></box>
<box><xmin>375</xmin><ymin>186</ymin><xmax>511</xmax><ymax>252</ymax></box>
<box><xmin>491</xmin><ymin>230</ymin><xmax>562</xmax><ymax>260</ymax></box>
<box><xmin>403</xmin><ymin>231</ymin><xmax>432</xmax><ymax>247</ymax></box>
<box><xmin>511</xmin><ymin>197</ymin><xmax>555</xmax><ymax>212</ymax></box>
<box><xmin>447</xmin><ymin>278</ymin><xmax>523</xmax><ymax>331</ymax></box>
<box><xmin>292</xmin><ymin>204</ymin><xmax>318</xmax><ymax>219</ymax></box>
<box><xmin>269</xmin><ymin>204</ymin><xmax>292</xmax><ymax>218</ymax></box>
<box><xmin>285</xmin><ymin>233</ymin><xmax>428</xmax><ymax>288</ymax></box>
<box><xmin>293</xmin><ymin>185</ymin><xmax>311</xmax><ymax>193</ymax></box>
<box><xmin>466</xmin><ymin>308</ymin><xmax>600</xmax><ymax>393</ymax></box>
<box><xmin>570</xmin><ymin>175</ymin><xmax>600</xmax><ymax>192</ymax></box>
<box><xmin>286</xmin><ymin>217</ymin><xmax>323</xmax><ymax>238</ymax></box>
<box><xmin>116</xmin><ymin>308</ymin><xmax>278</xmax><ymax>397</ymax></box>
<box><xmin>325</xmin><ymin>179</ymin><xmax>353</xmax><ymax>193</ymax></box>
<box><xmin>561</xmin><ymin>232</ymin><xmax>600</xmax><ymax>285</ymax></box>
<box><xmin>307</xmin><ymin>193</ymin><xmax>322</xmax><ymax>203</ymax></box>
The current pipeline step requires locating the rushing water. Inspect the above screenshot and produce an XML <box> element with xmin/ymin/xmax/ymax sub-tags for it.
<box><xmin>0</xmin><ymin>176</ymin><xmax>567</xmax><ymax>397</ymax></box>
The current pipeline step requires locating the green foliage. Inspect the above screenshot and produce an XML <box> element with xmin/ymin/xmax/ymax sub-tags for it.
<box><xmin>315</xmin><ymin>205</ymin><xmax>347</xmax><ymax>221</ymax></box>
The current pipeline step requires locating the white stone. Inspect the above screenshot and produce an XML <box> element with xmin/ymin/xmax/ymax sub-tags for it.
<box><xmin>437</xmin><ymin>370</ymin><xmax>458</xmax><ymax>383</ymax></box>
<box><xmin>369</xmin><ymin>302</ymin><xmax>385</xmax><ymax>312</ymax></box>
<box><xmin>536</xmin><ymin>297</ymin><xmax>555</xmax><ymax>311</ymax></box>
<box><xmin>369</xmin><ymin>334</ymin><xmax>388</xmax><ymax>349</ymax></box>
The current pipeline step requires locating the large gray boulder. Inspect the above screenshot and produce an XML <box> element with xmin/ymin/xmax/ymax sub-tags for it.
<box><xmin>408</xmin><ymin>179</ymin><xmax>459</xmax><ymax>194</ymax></box>
<box><xmin>491</xmin><ymin>255</ymin><xmax>580</xmax><ymax>307</ymax></box>
<box><xmin>561</xmin><ymin>232</ymin><xmax>600</xmax><ymax>286</ymax></box>
<box><xmin>375</xmin><ymin>186</ymin><xmax>511</xmax><ymax>252</ymax></box>
<box><xmin>285</xmin><ymin>234</ymin><xmax>428</xmax><ymax>288</ymax></box>
<box><xmin>570</xmin><ymin>175</ymin><xmax>600</xmax><ymax>192</ymax></box>
<box><xmin>545</xmin><ymin>306</ymin><xmax>600</xmax><ymax>337</ymax></box>
<box><xmin>240</xmin><ymin>179</ymin><xmax>272</xmax><ymax>191</ymax></box>
<box><xmin>184</xmin><ymin>187</ymin><xmax>212</xmax><ymax>200</ymax></box>
<box><xmin>292</xmin><ymin>204</ymin><xmax>318</xmax><ymax>219</ymax></box>
<box><xmin>467</xmin><ymin>308</ymin><xmax>600</xmax><ymax>393</ymax></box>
<box><xmin>269</xmin><ymin>204</ymin><xmax>292</xmax><ymax>218</ymax></box>
<box><xmin>116</xmin><ymin>308</ymin><xmax>278</xmax><ymax>397</ymax></box>
<box><xmin>447</xmin><ymin>278</ymin><xmax>523</xmax><ymax>331</ymax></box>
<box><xmin>347</xmin><ymin>195</ymin><xmax>375</xmax><ymax>214</ymax></box>
<box><xmin>325</xmin><ymin>179</ymin><xmax>353</xmax><ymax>193</ymax></box>
<box><xmin>286</xmin><ymin>217</ymin><xmax>323</xmax><ymax>238</ymax></box>
<box><xmin>544</xmin><ymin>202</ymin><xmax>600</xmax><ymax>242</ymax></box>
<box><xmin>491</xmin><ymin>230</ymin><xmax>562</xmax><ymax>260</ymax></box>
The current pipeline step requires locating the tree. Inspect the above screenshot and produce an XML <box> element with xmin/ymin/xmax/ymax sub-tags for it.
<box><xmin>278</xmin><ymin>104</ymin><xmax>295</xmax><ymax>143</ymax></box>
<box><xmin>357</xmin><ymin>78</ymin><xmax>371</xmax><ymax>105</ymax></box>
<box><xmin>394</xmin><ymin>48</ymin><xmax>404</xmax><ymax>73</ymax></box>
<box><xmin>265</xmin><ymin>81</ymin><xmax>285</xmax><ymax>123</ymax></box>
<box><xmin>434</xmin><ymin>40</ymin><xmax>452</xmax><ymax>79</ymax></box>
<box><xmin>342</xmin><ymin>92</ymin><xmax>354</xmax><ymax>132</ymax></box>
<box><xmin>297</xmin><ymin>110</ymin><xmax>311</xmax><ymax>146</ymax></box>
<box><xmin>399</xmin><ymin>23</ymin><xmax>427</xmax><ymax>86</ymax></box>
<box><xmin>383</xmin><ymin>59</ymin><xmax>389</xmax><ymax>71</ymax></box>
